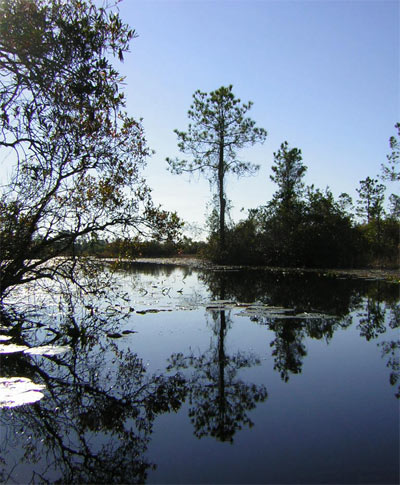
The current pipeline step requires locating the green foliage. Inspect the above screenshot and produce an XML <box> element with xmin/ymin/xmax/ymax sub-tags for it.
<box><xmin>356</xmin><ymin>176</ymin><xmax>386</xmax><ymax>223</ymax></box>
<box><xmin>74</xmin><ymin>235</ymin><xmax>206</xmax><ymax>259</ymax></box>
<box><xmin>270</xmin><ymin>141</ymin><xmax>307</xmax><ymax>211</ymax></box>
<box><xmin>381</xmin><ymin>123</ymin><xmax>400</xmax><ymax>224</ymax></box>
<box><xmin>389</xmin><ymin>194</ymin><xmax>400</xmax><ymax>220</ymax></box>
<box><xmin>357</xmin><ymin>218</ymin><xmax>399</xmax><ymax>267</ymax></box>
<box><xmin>224</xmin><ymin>218</ymin><xmax>263</xmax><ymax>265</ymax></box>
<box><xmin>167</xmin><ymin>85</ymin><xmax>267</xmax><ymax>260</ymax></box>
<box><xmin>300</xmin><ymin>187</ymin><xmax>363</xmax><ymax>267</ymax></box>
<box><xmin>220</xmin><ymin>196</ymin><xmax>366</xmax><ymax>269</ymax></box>
<box><xmin>218</xmin><ymin>140</ymin><xmax>399</xmax><ymax>269</ymax></box>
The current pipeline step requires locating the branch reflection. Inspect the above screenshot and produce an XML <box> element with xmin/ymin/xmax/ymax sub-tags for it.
<box><xmin>0</xmin><ymin>309</ymin><xmax>187</xmax><ymax>484</ymax></box>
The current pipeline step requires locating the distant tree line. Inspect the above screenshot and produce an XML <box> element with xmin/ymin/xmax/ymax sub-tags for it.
<box><xmin>68</xmin><ymin>235</ymin><xmax>207</xmax><ymax>259</ymax></box>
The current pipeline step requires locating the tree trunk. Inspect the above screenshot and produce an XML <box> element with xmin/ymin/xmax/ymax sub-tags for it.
<box><xmin>217</xmin><ymin>309</ymin><xmax>227</xmax><ymax>440</ymax></box>
<box><xmin>218</xmin><ymin>140</ymin><xmax>226</xmax><ymax>260</ymax></box>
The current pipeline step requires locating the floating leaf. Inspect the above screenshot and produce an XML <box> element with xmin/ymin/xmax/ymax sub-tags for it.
<box><xmin>107</xmin><ymin>333</ymin><xmax>123</xmax><ymax>339</ymax></box>
<box><xmin>0</xmin><ymin>377</ymin><xmax>45</xmax><ymax>408</ymax></box>
<box><xmin>135</xmin><ymin>308</ymin><xmax>170</xmax><ymax>314</ymax></box>
<box><xmin>23</xmin><ymin>345</ymin><xmax>70</xmax><ymax>356</ymax></box>
<box><xmin>235</xmin><ymin>304</ymin><xmax>336</xmax><ymax>321</ymax></box>
<box><xmin>295</xmin><ymin>313</ymin><xmax>336</xmax><ymax>319</ymax></box>
<box><xmin>267</xmin><ymin>314</ymin><xmax>301</xmax><ymax>319</ymax></box>
<box><xmin>0</xmin><ymin>343</ymin><xmax>29</xmax><ymax>354</ymax></box>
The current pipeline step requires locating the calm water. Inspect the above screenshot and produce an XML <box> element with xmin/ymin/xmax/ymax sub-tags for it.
<box><xmin>0</xmin><ymin>263</ymin><xmax>399</xmax><ymax>484</ymax></box>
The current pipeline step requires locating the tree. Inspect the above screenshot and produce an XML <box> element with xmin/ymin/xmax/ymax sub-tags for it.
<box><xmin>355</xmin><ymin>177</ymin><xmax>395</xmax><ymax>264</ymax></box>
<box><xmin>381</xmin><ymin>122</ymin><xmax>400</xmax><ymax>182</ymax></box>
<box><xmin>0</xmin><ymin>0</ymin><xmax>181</xmax><ymax>300</ymax></box>
<box><xmin>388</xmin><ymin>193</ymin><xmax>400</xmax><ymax>220</ymax></box>
<box><xmin>167</xmin><ymin>85</ymin><xmax>267</xmax><ymax>261</ymax></box>
<box><xmin>337</xmin><ymin>192</ymin><xmax>354</xmax><ymax>219</ymax></box>
<box><xmin>257</xmin><ymin>141</ymin><xmax>307</xmax><ymax>265</ymax></box>
<box><xmin>356</xmin><ymin>177</ymin><xmax>385</xmax><ymax>223</ymax></box>
<box><xmin>269</xmin><ymin>141</ymin><xmax>307</xmax><ymax>212</ymax></box>
<box><xmin>381</xmin><ymin>123</ymin><xmax>400</xmax><ymax>221</ymax></box>
<box><xmin>301</xmin><ymin>186</ymin><xmax>360</xmax><ymax>267</ymax></box>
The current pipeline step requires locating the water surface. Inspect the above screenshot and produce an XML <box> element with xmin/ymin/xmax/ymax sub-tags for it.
<box><xmin>0</xmin><ymin>263</ymin><xmax>398</xmax><ymax>484</ymax></box>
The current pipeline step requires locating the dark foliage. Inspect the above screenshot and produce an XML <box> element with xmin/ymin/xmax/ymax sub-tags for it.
<box><xmin>205</xmin><ymin>138</ymin><xmax>399</xmax><ymax>269</ymax></box>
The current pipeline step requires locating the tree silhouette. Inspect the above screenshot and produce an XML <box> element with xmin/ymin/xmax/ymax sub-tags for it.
<box><xmin>0</xmin><ymin>0</ymin><xmax>181</xmax><ymax>302</ymax></box>
<box><xmin>270</xmin><ymin>141</ymin><xmax>307</xmax><ymax>212</ymax></box>
<box><xmin>167</xmin><ymin>85</ymin><xmax>267</xmax><ymax>260</ymax></box>
<box><xmin>356</xmin><ymin>177</ymin><xmax>386</xmax><ymax>224</ymax></box>
<box><xmin>381</xmin><ymin>122</ymin><xmax>400</xmax><ymax>182</ymax></box>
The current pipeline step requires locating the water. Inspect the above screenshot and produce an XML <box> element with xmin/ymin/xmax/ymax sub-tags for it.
<box><xmin>0</xmin><ymin>263</ymin><xmax>399</xmax><ymax>484</ymax></box>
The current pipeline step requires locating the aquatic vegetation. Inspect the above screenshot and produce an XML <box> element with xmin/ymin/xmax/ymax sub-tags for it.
<box><xmin>0</xmin><ymin>377</ymin><xmax>45</xmax><ymax>408</ymax></box>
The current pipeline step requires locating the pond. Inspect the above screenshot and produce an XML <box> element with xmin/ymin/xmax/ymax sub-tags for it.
<box><xmin>0</xmin><ymin>262</ymin><xmax>399</xmax><ymax>484</ymax></box>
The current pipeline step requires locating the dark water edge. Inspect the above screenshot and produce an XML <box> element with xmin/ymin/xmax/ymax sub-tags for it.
<box><xmin>0</xmin><ymin>263</ymin><xmax>399</xmax><ymax>484</ymax></box>
<box><xmin>127</xmin><ymin>256</ymin><xmax>400</xmax><ymax>280</ymax></box>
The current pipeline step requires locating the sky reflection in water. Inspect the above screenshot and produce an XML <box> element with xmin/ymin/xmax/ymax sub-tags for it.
<box><xmin>0</xmin><ymin>263</ymin><xmax>398</xmax><ymax>484</ymax></box>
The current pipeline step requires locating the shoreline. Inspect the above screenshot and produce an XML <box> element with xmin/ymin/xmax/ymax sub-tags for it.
<box><xmin>118</xmin><ymin>257</ymin><xmax>400</xmax><ymax>282</ymax></box>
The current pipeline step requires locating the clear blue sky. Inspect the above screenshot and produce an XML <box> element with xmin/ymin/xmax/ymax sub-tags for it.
<box><xmin>117</xmin><ymin>0</ymin><xmax>399</xmax><ymax>236</ymax></box>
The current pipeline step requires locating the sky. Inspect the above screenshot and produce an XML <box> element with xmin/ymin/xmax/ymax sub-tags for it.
<box><xmin>117</xmin><ymin>0</ymin><xmax>398</xmax><ymax>237</ymax></box>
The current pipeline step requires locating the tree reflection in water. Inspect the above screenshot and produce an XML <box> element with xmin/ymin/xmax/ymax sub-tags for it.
<box><xmin>168</xmin><ymin>309</ymin><xmax>268</xmax><ymax>442</ymax></box>
<box><xmin>253</xmin><ymin>314</ymin><xmax>350</xmax><ymax>382</ymax></box>
<box><xmin>0</xmin><ymin>265</ymin><xmax>399</xmax><ymax>483</ymax></box>
<box><xmin>199</xmin><ymin>269</ymin><xmax>400</xmax><ymax>392</ymax></box>
<box><xmin>0</xmin><ymin>308</ymin><xmax>187</xmax><ymax>484</ymax></box>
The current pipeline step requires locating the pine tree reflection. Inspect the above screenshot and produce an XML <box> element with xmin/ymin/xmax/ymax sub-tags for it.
<box><xmin>376</xmin><ymin>301</ymin><xmax>400</xmax><ymax>398</ymax></box>
<box><xmin>199</xmin><ymin>268</ymin><xmax>400</xmax><ymax>389</ymax></box>
<box><xmin>255</xmin><ymin>314</ymin><xmax>347</xmax><ymax>382</ymax></box>
<box><xmin>357</xmin><ymin>297</ymin><xmax>387</xmax><ymax>341</ymax></box>
<box><xmin>379</xmin><ymin>339</ymin><xmax>400</xmax><ymax>398</ymax></box>
<box><xmin>168</xmin><ymin>309</ymin><xmax>268</xmax><ymax>443</ymax></box>
<box><xmin>268</xmin><ymin>321</ymin><xmax>307</xmax><ymax>382</ymax></box>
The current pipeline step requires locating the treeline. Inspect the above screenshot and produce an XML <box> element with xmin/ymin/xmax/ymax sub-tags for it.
<box><xmin>78</xmin><ymin>138</ymin><xmax>399</xmax><ymax>269</ymax></box>
<box><xmin>206</xmin><ymin>136</ymin><xmax>399</xmax><ymax>268</ymax></box>
<box><xmin>211</xmin><ymin>185</ymin><xmax>398</xmax><ymax>268</ymax></box>
<box><xmin>73</xmin><ymin>236</ymin><xmax>207</xmax><ymax>259</ymax></box>
<box><xmin>77</xmin><ymin>177</ymin><xmax>398</xmax><ymax>269</ymax></box>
